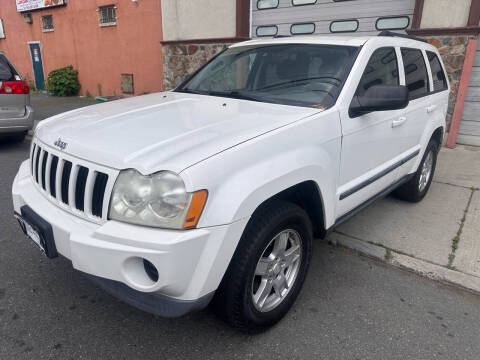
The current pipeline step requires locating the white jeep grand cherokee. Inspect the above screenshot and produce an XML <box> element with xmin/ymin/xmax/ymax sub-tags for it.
<box><xmin>12</xmin><ymin>32</ymin><xmax>449</xmax><ymax>330</ymax></box>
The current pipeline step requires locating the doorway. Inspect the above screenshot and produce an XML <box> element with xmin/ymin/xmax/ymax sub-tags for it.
<box><xmin>28</xmin><ymin>42</ymin><xmax>45</xmax><ymax>90</ymax></box>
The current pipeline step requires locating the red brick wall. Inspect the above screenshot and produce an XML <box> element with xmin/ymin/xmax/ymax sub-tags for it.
<box><xmin>0</xmin><ymin>0</ymin><xmax>164</xmax><ymax>96</ymax></box>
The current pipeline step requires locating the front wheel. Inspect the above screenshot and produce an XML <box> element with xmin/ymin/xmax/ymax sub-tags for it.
<box><xmin>213</xmin><ymin>201</ymin><xmax>312</xmax><ymax>331</ymax></box>
<box><xmin>393</xmin><ymin>139</ymin><xmax>439</xmax><ymax>202</ymax></box>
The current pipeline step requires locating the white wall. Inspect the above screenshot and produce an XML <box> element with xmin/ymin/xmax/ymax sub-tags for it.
<box><xmin>162</xmin><ymin>0</ymin><xmax>237</xmax><ymax>41</ymax></box>
<box><xmin>420</xmin><ymin>0</ymin><xmax>471</xmax><ymax>28</ymax></box>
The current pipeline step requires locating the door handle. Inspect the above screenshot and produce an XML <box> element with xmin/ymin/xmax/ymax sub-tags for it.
<box><xmin>392</xmin><ymin>116</ymin><xmax>407</xmax><ymax>128</ymax></box>
<box><xmin>427</xmin><ymin>105</ymin><xmax>437</xmax><ymax>113</ymax></box>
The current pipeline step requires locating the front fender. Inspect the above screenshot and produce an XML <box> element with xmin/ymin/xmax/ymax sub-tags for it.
<box><xmin>181</xmin><ymin>111</ymin><xmax>342</xmax><ymax>230</ymax></box>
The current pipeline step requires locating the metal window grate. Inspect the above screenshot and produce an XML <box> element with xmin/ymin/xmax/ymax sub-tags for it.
<box><xmin>41</xmin><ymin>15</ymin><xmax>54</xmax><ymax>31</ymax></box>
<box><xmin>99</xmin><ymin>5</ymin><xmax>116</xmax><ymax>25</ymax></box>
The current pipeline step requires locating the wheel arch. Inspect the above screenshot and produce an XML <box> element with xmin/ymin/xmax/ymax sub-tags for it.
<box><xmin>430</xmin><ymin>126</ymin><xmax>444</xmax><ymax>149</ymax></box>
<box><xmin>246</xmin><ymin>180</ymin><xmax>327</xmax><ymax>238</ymax></box>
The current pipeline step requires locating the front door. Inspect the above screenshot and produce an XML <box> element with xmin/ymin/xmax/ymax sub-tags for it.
<box><xmin>336</xmin><ymin>46</ymin><xmax>405</xmax><ymax>218</ymax></box>
<box><xmin>28</xmin><ymin>42</ymin><xmax>45</xmax><ymax>90</ymax></box>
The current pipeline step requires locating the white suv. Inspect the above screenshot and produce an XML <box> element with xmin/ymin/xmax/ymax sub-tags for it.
<box><xmin>12</xmin><ymin>33</ymin><xmax>449</xmax><ymax>330</ymax></box>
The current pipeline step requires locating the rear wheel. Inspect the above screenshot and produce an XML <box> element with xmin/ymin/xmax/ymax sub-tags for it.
<box><xmin>214</xmin><ymin>201</ymin><xmax>312</xmax><ymax>331</ymax></box>
<box><xmin>393</xmin><ymin>140</ymin><xmax>439</xmax><ymax>202</ymax></box>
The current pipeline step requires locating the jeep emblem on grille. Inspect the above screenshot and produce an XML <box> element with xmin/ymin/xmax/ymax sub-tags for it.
<box><xmin>54</xmin><ymin>138</ymin><xmax>67</xmax><ymax>150</ymax></box>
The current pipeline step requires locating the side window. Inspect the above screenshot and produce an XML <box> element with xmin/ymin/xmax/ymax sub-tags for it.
<box><xmin>401</xmin><ymin>48</ymin><xmax>429</xmax><ymax>100</ymax></box>
<box><xmin>427</xmin><ymin>51</ymin><xmax>448</xmax><ymax>92</ymax></box>
<box><xmin>355</xmin><ymin>47</ymin><xmax>399</xmax><ymax>97</ymax></box>
<box><xmin>0</xmin><ymin>55</ymin><xmax>15</xmax><ymax>81</ymax></box>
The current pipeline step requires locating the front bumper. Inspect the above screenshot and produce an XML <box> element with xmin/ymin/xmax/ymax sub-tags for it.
<box><xmin>0</xmin><ymin>105</ymin><xmax>34</xmax><ymax>134</ymax></box>
<box><xmin>12</xmin><ymin>160</ymin><xmax>249</xmax><ymax>317</ymax></box>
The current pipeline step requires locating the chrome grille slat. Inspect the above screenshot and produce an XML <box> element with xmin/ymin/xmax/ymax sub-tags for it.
<box><xmin>49</xmin><ymin>155</ymin><xmax>59</xmax><ymax>198</ymax></box>
<box><xmin>68</xmin><ymin>164</ymin><xmax>79</xmax><ymax>211</ymax></box>
<box><xmin>34</xmin><ymin>146</ymin><xmax>41</xmax><ymax>183</ymax></box>
<box><xmin>55</xmin><ymin>159</ymin><xmax>65</xmax><ymax>203</ymax></box>
<box><xmin>84</xmin><ymin>171</ymin><xmax>96</xmax><ymax>216</ymax></box>
<box><xmin>40</xmin><ymin>150</ymin><xmax>48</xmax><ymax>191</ymax></box>
<box><xmin>45</xmin><ymin>153</ymin><xmax>52</xmax><ymax>195</ymax></box>
<box><xmin>30</xmin><ymin>139</ymin><xmax>117</xmax><ymax>223</ymax></box>
<box><xmin>102</xmin><ymin>175</ymin><xmax>116</xmax><ymax>220</ymax></box>
<box><xmin>30</xmin><ymin>143</ymin><xmax>36</xmax><ymax>175</ymax></box>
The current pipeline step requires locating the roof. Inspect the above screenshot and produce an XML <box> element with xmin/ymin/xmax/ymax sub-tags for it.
<box><xmin>230</xmin><ymin>35</ymin><xmax>374</xmax><ymax>48</ymax></box>
<box><xmin>230</xmin><ymin>34</ymin><xmax>438</xmax><ymax>52</ymax></box>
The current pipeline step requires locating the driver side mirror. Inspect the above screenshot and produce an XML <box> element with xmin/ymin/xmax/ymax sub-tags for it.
<box><xmin>349</xmin><ymin>84</ymin><xmax>409</xmax><ymax>118</ymax></box>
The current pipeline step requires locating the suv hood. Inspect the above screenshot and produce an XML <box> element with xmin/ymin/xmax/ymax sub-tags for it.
<box><xmin>35</xmin><ymin>92</ymin><xmax>320</xmax><ymax>174</ymax></box>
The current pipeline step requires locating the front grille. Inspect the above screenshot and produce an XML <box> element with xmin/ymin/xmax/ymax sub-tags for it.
<box><xmin>30</xmin><ymin>140</ymin><xmax>115</xmax><ymax>222</ymax></box>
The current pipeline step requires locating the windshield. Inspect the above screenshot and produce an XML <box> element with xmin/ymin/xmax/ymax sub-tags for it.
<box><xmin>176</xmin><ymin>44</ymin><xmax>359</xmax><ymax>109</ymax></box>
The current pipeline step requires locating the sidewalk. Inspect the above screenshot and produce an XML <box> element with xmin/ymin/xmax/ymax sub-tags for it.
<box><xmin>328</xmin><ymin>145</ymin><xmax>480</xmax><ymax>293</ymax></box>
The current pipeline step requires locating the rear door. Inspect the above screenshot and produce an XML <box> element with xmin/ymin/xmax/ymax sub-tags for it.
<box><xmin>395</xmin><ymin>47</ymin><xmax>437</xmax><ymax>179</ymax></box>
<box><xmin>0</xmin><ymin>53</ymin><xmax>27</xmax><ymax>119</ymax></box>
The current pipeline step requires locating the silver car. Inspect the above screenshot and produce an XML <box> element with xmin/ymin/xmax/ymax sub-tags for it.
<box><xmin>0</xmin><ymin>51</ymin><xmax>34</xmax><ymax>142</ymax></box>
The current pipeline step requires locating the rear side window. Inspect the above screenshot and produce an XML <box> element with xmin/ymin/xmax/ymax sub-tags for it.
<box><xmin>427</xmin><ymin>51</ymin><xmax>448</xmax><ymax>92</ymax></box>
<box><xmin>401</xmin><ymin>48</ymin><xmax>429</xmax><ymax>100</ymax></box>
<box><xmin>0</xmin><ymin>54</ymin><xmax>16</xmax><ymax>81</ymax></box>
<box><xmin>355</xmin><ymin>47</ymin><xmax>399</xmax><ymax>97</ymax></box>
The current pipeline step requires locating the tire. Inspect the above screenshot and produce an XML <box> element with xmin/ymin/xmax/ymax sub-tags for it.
<box><xmin>213</xmin><ymin>201</ymin><xmax>313</xmax><ymax>332</ymax></box>
<box><xmin>10</xmin><ymin>131</ymin><xmax>27</xmax><ymax>143</ymax></box>
<box><xmin>393</xmin><ymin>139</ymin><xmax>439</xmax><ymax>202</ymax></box>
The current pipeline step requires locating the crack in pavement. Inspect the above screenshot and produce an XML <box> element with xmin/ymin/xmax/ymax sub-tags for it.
<box><xmin>447</xmin><ymin>189</ymin><xmax>477</xmax><ymax>269</ymax></box>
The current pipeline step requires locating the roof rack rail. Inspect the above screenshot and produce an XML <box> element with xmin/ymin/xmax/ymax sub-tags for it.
<box><xmin>377</xmin><ymin>30</ymin><xmax>428</xmax><ymax>44</ymax></box>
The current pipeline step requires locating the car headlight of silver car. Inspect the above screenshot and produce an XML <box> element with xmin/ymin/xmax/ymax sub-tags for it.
<box><xmin>109</xmin><ymin>169</ymin><xmax>207</xmax><ymax>229</ymax></box>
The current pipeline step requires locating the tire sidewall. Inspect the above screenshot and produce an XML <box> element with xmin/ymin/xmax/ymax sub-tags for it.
<box><xmin>240</xmin><ymin>207</ymin><xmax>312</xmax><ymax>328</ymax></box>
<box><xmin>415</xmin><ymin>141</ymin><xmax>438</xmax><ymax>199</ymax></box>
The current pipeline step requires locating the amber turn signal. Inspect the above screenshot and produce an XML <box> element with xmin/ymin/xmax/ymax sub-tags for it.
<box><xmin>183</xmin><ymin>190</ymin><xmax>208</xmax><ymax>228</ymax></box>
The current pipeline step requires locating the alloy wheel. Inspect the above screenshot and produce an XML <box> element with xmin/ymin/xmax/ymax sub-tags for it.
<box><xmin>251</xmin><ymin>229</ymin><xmax>302</xmax><ymax>313</ymax></box>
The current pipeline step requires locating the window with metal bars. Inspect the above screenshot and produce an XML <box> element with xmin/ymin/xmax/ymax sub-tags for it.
<box><xmin>42</xmin><ymin>15</ymin><xmax>54</xmax><ymax>32</ymax></box>
<box><xmin>99</xmin><ymin>5</ymin><xmax>117</xmax><ymax>26</ymax></box>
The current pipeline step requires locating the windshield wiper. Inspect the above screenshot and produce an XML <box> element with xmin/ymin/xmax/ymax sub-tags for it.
<box><xmin>176</xmin><ymin>88</ymin><xmax>206</xmax><ymax>95</ymax></box>
<box><xmin>257</xmin><ymin>76</ymin><xmax>341</xmax><ymax>91</ymax></box>
<box><xmin>226</xmin><ymin>90</ymin><xmax>264</xmax><ymax>102</ymax></box>
<box><xmin>178</xmin><ymin>88</ymin><xmax>275</xmax><ymax>104</ymax></box>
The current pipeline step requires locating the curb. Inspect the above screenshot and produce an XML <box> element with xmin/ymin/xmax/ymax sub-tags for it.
<box><xmin>328</xmin><ymin>232</ymin><xmax>480</xmax><ymax>295</ymax></box>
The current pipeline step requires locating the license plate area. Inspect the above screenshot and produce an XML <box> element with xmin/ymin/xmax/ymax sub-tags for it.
<box><xmin>15</xmin><ymin>206</ymin><xmax>58</xmax><ymax>259</ymax></box>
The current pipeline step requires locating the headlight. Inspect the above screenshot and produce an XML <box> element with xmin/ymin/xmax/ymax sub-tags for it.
<box><xmin>109</xmin><ymin>169</ymin><xmax>207</xmax><ymax>229</ymax></box>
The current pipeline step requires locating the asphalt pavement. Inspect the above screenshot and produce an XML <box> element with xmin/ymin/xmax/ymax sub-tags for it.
<box><xmin>0</xmin><ymin>96</ymin><xmax>480</xmax><ymax>359</ymax></box>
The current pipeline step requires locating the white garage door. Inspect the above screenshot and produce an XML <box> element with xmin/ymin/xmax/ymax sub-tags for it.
<box><xmin>252</xmin><ymin>0</ymin><xmax>416</xmax><ymax>38</ymax></box>
<box><xmin>457</xmin><ymin>41</ymin><xmax>480</xmax><ymax>146</ymax></box>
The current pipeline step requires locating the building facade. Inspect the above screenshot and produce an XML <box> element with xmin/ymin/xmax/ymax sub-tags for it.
<box><xmin>0</xmin><ymin>0</ymin><xmax>164</xmax><ymax>96</ymax></box>
<box><xmin>160</xmin><ymin>0</ymin><xmax>249</xmax><ymax>90</ymax></box>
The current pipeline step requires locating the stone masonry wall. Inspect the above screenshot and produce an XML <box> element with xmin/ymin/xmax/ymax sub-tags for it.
<box><xmin>162</xmin><ymin>43</ymin><xmax>231</xmax><ymax>90</ymax></box>
<box><xmin>425</xmin><ymin>35</ymin><xmax>475</xmax><ymax>126</ymax></box>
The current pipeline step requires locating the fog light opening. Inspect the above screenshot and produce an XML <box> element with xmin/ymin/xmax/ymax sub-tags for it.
<box><xmin>143</xmin><ymin>259</ymin><xmax>159</xmax><ymax>283</ymax></box>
